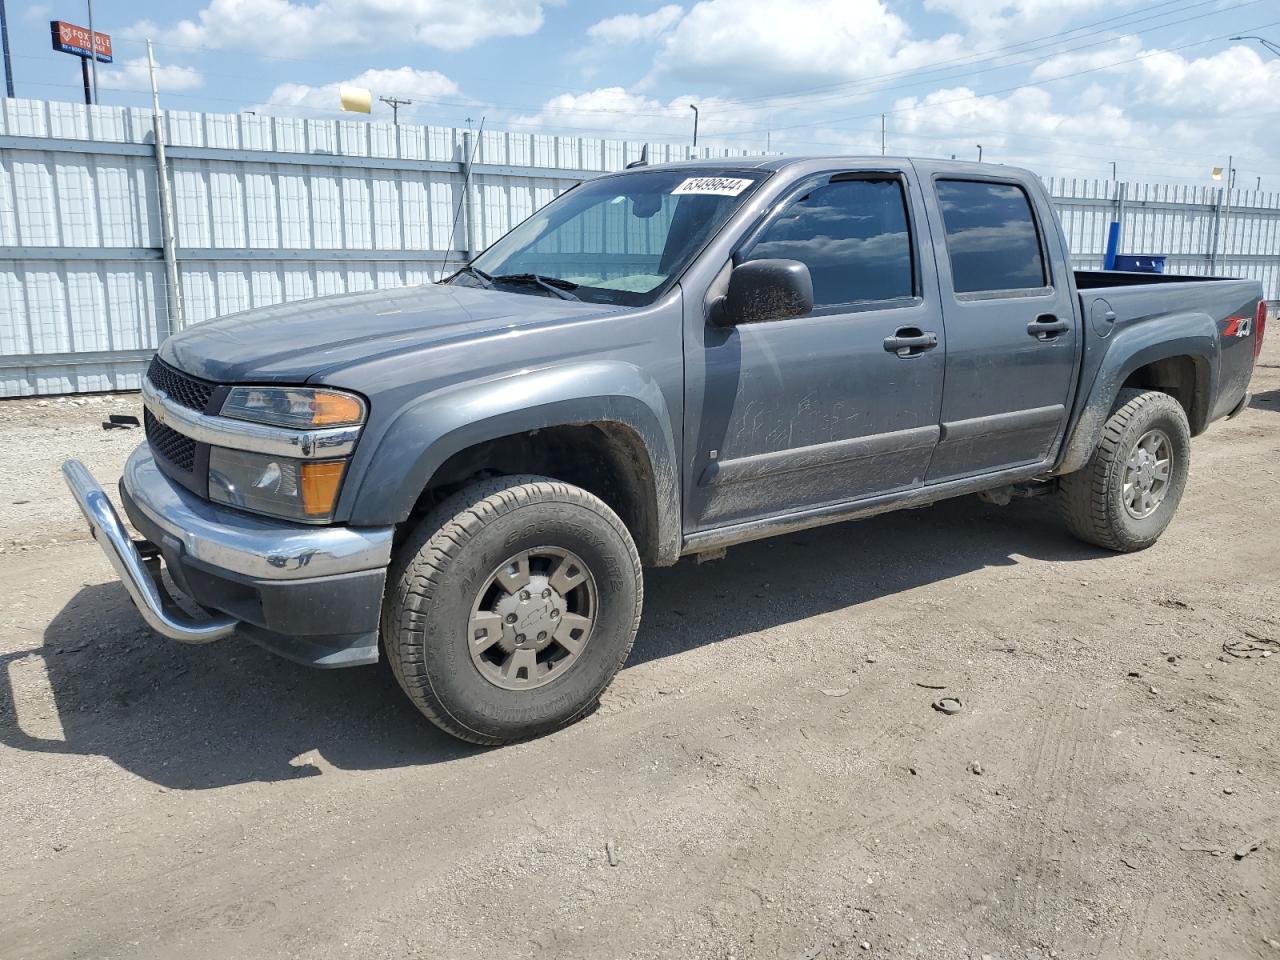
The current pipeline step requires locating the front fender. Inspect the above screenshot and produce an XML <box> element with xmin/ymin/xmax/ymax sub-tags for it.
<box><xmin>341</xmin><ymin>360</ymin><xmax>681</xmax><ymax>562</ymax></box>
<box><xmin>1056</xmin><ymin>310</ymin><xmax>1217</xmax><ymax>475</ymax></box>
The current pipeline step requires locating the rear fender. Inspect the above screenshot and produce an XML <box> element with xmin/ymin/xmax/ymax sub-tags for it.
<box><xmin>1056</xmin><ymin>311</ymin><xmax>1216</xmax><ymax>475</ymax></box>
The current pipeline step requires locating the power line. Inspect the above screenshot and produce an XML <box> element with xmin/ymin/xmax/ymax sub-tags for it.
<box><xmin>94</xmin><ymin>0</ymin><xmax>1230</xmax><ymax>127</ymax></box>
<box><xmin>699</xmin><ymin>0</ymin><xmax>1222</xmax><ymax>113</ymax></box>
<box><xmin>708</xmin><ymin>0</ymin><xmax>1266</xmax><ymax>126</ymax></box>
<box><xmin>745</xmin><ymin>16</ymin><xmax>1280</xmax><ymax>136</ymax></box>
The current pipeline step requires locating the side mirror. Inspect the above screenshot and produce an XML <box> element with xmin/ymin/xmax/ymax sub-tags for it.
<box><xmin>710</xmin><ymin>259</ymin><xmax>814</xmax><ymax>326</ymax></box>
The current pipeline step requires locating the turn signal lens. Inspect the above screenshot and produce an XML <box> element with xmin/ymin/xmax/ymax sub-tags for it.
<box><xmin>221</xmin><ymin>386</ymin><xmax>367</xmax><ymax>429</ymax></box>
<box><xmin>209</xmin><ymin>448</ymin><xmax>348</xmax><ymax>522</ymax></box>
<box><xmin>312</xmin><ymin>392</ymin><xmax>365</xmax><ymax>425</ymax></box>
<box><xmin>300</xmin><ymin>461</ymin><xmax>347</xmax><ymax>517</ymax></box>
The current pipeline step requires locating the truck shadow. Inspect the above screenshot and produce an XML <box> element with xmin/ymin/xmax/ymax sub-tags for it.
<box><xmin>1</xmin><ymin>496</ymin><xmax>1102</xmax><ymax>790</ymax></box>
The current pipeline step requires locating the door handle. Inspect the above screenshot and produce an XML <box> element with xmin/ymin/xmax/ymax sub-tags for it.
<box><xmin>883</xmin><ymin>328</ymin><xmax>939</xmax><ymax>358</ymax></box>
<box><xmin>1027</xmin><ymin>314</ymin><xmax>1070</xmax><ymax>340</ymax></box>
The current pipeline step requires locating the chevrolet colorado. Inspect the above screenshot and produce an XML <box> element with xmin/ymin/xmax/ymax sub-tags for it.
<box><xmin>64</xmin><ymin>157</ymin><xmax>1264</xmax><ymax>744</ymax></box>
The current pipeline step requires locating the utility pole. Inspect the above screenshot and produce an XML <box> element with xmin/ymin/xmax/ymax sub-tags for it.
<box><xmin>0</xmin><ymin>0</ymin><xmax>14</xmax><ymax>98</ymax></box>
<box><xmin>976</xmin><ymin>144</ymin><xmax>983</xmax><ymax>162</ymax></box>
<box><xmin>880</xmin><ymin>114</ymin><xmax>886</xmax><ymax>156</ymax></box>
<box><xmin>379</xmin><ymin>96</ymin><xmax>412</xmax><ymax>125</ymax></box>
<box><xmin>86</xmin><ymin>0</ymin><xmax>99</xmax><ymax>104</ymax></box>
<box><xmin>690</xmin><ymin>103</ymin><xmax>699</xmax><ymax>148</ymax></box>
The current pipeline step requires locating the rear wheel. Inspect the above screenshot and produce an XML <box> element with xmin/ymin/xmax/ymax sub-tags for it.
<box><xmin>1059</xmin><ymin>389</ymin><xmax>1191</xmax><ymax>552</ymax></box>
<box><xmin>383</xmin><ymin>475</ymin><xmax>643</xmax><ymax>745</ymax></box>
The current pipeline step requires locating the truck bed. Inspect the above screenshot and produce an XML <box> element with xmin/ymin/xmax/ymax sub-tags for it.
<box><xmin>1074</xmin><ymin>269</ymin><xmax>1236</xmax><ymax>290</ymax></box>
<box><xmin>1070</xmin><ymin>271</ymin><xmax>1260</xmax><ymax>441</ymax></box>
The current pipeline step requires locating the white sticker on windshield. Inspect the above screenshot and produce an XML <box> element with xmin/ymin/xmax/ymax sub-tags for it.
<box><xmin>671</xmin><ymin>176</ymin><xmax>753</xmax><ymax>197</ymax></box>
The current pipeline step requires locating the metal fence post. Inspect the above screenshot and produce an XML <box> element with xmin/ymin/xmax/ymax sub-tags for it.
<box><xmin>1208</xmin><ymin>187</ymin><xmax>1223</xmax><ymax>274</ymax></box>
<box><xmin>147</xmin><ymin>40</ymin><xmax>183</xmax><ymax>335</ymax></box>
<box><xmin>1116</xmin><ymin>181</ymin><xmax>1127</xmax><ymax>243</ymax></box>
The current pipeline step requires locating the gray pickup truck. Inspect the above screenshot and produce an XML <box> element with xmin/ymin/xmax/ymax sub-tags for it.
<box><xmin>64</xmin><ymin>156</ymin><xmax>1264</xmax><ymax>744</ymax></box>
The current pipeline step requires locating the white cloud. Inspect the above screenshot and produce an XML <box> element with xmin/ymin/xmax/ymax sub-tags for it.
<box><xmin>649</xmin><ymin>0</ymin><xmax>964</xmax><ymax>95</ymax></box>
<box><xmin>875</xmin><ymin>78</ymin><xmax>1276</xmax><ymax>183</ymax></box>
<box><xmin>128</xmin><ymin>0</ymin><xmax>545</xmax><ymax>55</ymax></box>
<box><xmin>1127</xmin><ymin>45</ymin><xmax>1280</xmax><ymax>115</ymax></box>
<box><xmin>1028</xmin><ymin>36</ymin><xmax>1144</xmax><ymax>80</ymax></box>
<box><xmin>23</xmin><ymin>2</ymin><xmax>53</xmax><ymax>21</ymax></box>
<box><xmin>251</xmin><ymin>67</ymin><xmax>461</xmax><ymax>120</ymax></box>
<box><xmin>587</xmin><ymin>5</ymin><xmax>683</xmax><ymax>44</ymax></box>
<box><xmin>888</xmin><ymin>85</ymin><xmax>1140</xmax><ymax>155</ymax></box>
<box><xmin>98</xmin><ymin>57</ymin><xmax>204</xmax><ymax>93</ymax></box>
<box><xmin>510</xmin><ymin>86</ymin><xmax>763</xmax><ymax>143</ymax></box>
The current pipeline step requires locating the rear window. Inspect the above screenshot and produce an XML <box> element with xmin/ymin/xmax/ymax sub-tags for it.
<box><xmin>935</xmin><ymin>180</ymin><xmax>1047</xmax><ymax>295</ymax></box>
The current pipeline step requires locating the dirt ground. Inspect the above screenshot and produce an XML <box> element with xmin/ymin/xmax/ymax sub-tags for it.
<box><xmin>1</xmin><ymin>346</ymin><xmax>1278</xmax><ymax>960</ymax></box>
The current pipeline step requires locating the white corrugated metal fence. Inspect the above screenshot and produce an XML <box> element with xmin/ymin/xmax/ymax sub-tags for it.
<box><xmin>2</xmin><ymin>97</ymin><xmax>1278</xmax><ymax>397</ymax></box>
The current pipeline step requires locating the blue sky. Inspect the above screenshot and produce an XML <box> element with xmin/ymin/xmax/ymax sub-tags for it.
<box><xmin>7</xmin><ymin>0</ymin><xmax>1280</xmax><ymax>184</ymax></box>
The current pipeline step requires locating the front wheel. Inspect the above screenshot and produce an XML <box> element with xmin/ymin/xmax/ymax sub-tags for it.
<box><xmin>1059</xmin><ymin>389</ymin><xmax>1191</xmax><ymax>552</ymax></box>
<box><xmin>383</xmin><ymin>475</ymin><xmax>643</xmax><ymax>745</ymax></box>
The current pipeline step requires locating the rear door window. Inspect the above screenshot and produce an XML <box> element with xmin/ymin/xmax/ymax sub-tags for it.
<box><xmin>935</xmin><ymin>180</ymin><xmax>1048</xmax><ymax>295</ymax></box>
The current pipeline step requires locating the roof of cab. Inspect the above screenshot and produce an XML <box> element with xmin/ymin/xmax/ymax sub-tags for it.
<box><xmin>606</xmin><ymin>155</ymin><xmax>1027</xmax><ymax>174</ymax></box>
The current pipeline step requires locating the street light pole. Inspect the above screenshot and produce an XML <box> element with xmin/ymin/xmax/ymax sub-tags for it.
<box><xmin>86</xmin><ymin>0</ymin><xmax>99</xmax><ymax>104</ymax></box>
<box><xmin>1229</xmin><ymin>35</ymin><xmax>1280</xmax><ymax>57</ymax></box>
<box><xmin>1110</xmin><ymin>161</ymin><xmax>1116</xmax><ymax>181</ymax></box>
<box><xmin>690</xmin><ymin>103</ymin><xmax>699</xmax><ymax>148</ymax></box>
<box><xmin>976</xmin><ymin>144</ymin><xmax>983</xmax><ymax>162</ymax></box>
<box><xmin>0</xmin><ymin>0</ymin><xmax>15</xmax><ymax>98</ymax></box>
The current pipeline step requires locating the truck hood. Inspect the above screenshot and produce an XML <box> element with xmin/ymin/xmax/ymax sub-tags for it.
<box><xmin>159</xmin><ymin>283</ymin><xmax>627</xmax><ymax>384</ymax></box>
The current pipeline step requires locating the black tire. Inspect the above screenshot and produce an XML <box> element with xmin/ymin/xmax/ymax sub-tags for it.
<box><xmin>1059</xmin><ymin>388</ymin><xmax>1191</xmax><ymax>552</ymax></box>
<box><xmin>382</xmin><ymin>475</ymin><xmax>643</xmax><ymax>745</ymax></box>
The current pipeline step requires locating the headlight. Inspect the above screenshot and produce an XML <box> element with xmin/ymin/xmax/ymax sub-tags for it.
<box><xmin>208</xmin><ymin>447</ymin><xmax>347</xmax><ymax>522</ymax></box>
<box><xmin>220</xmin><ymin>386</ymin><xmax>366</xmax><ymax>429</ymax></box>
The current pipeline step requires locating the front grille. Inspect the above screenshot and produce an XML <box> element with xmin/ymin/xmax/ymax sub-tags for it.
<box><xmin>144</xmin><ymin>409</ymin><xmax>197</xmax><ymax>473</ymax></box>
<box><xmin>147</xmin><ymin>356</ymin><xmax>215</xmax><ymax>412</ymax></box>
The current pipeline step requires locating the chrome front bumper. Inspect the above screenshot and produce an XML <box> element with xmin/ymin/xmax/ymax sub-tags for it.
<box><xmin>62</xmin><ymin>457</ymin><xmax>237</xmax><ymax>643</ymax></box>
<box><xmin>62</xmin><ymin>445</ymin><xmax>395</xmax><ymax>646</ymax></box>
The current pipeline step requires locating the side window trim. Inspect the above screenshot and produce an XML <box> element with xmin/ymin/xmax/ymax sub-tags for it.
<box><xmin>932</xmin><ymin>175</ymin><xmax>1055</xmax><ymax>300</ymax></box>
<box><xmin>734</xmin><ymin>170</ymin><xmax>923</xmax><ymax>312</ymax></box>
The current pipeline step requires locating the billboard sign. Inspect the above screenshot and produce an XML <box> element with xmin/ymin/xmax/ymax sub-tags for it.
<box><xmin>50</xmin><ymin>21</ymin><xmax>113</xmax><ymax>63</ymax></box>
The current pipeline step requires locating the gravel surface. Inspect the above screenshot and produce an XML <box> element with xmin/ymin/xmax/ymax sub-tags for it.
<box><xmin>1</xmin><ymin>353</ymin><xmax>1278</xmax><ymax>960</ymax></box>
<box><xmin>0</xmin><ymin>393</ymin><xmax>141</xmax><ymax>554</ymax></box>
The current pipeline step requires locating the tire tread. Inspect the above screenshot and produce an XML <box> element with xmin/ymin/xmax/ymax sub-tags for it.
<box><xmin>382</xmin><ymin>475</ymin><xmax>642</xmax><ymax>745</ymax></box>
<box><xmin>1059</xmin><ymin>389</ymin><xmax>1188</xmax><ymax>552</ymax></box>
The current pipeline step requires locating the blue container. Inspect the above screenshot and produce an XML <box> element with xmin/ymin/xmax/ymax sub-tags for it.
<box><xmin>1113</xmin><ymin>254</ymin><xmax>1167</xmax><ymax>273</ymax></box>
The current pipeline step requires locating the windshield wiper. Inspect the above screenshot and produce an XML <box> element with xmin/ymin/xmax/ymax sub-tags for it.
<box><xmin>447</xmin><ymin>265</ymin><xmax>494</xmax><ymax>288</ymax></box>
<box><xmin>490</xmin><ymin>273</ymin><xmax>580</xmax><ymax>301</ymax></box>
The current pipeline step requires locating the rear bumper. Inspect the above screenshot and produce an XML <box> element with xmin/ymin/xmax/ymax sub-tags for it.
<box><xmin>63</xmin><ymin>444</ymin><xmax>395</xmax><ymax>668</ymax></box>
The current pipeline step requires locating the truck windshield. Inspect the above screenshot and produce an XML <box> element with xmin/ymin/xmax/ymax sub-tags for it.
<box><xmin>456</xmin><ymin>169</ymin><xmax>768</xmax><ymax>306</ymax></box>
